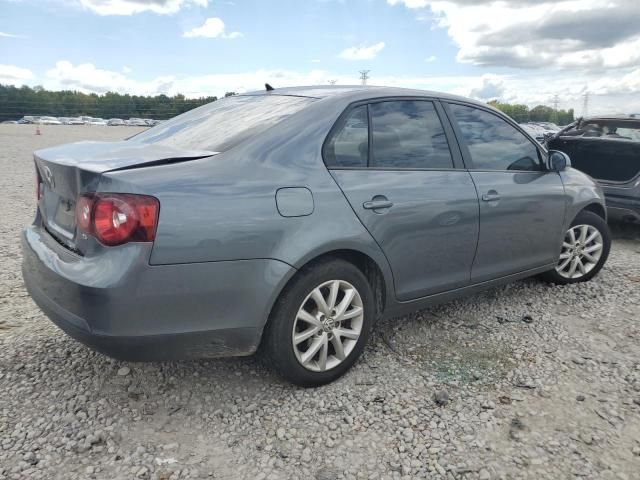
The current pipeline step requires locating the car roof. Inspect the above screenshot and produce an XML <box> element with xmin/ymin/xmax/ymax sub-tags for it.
<box><xmin>239</xmin><ymin>85</ymin><xmax>487</xmax><ymax>107</ymax></box>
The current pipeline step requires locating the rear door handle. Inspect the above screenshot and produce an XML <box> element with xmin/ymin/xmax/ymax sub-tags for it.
<box><xmin>363</xmin><ymin>197</ymin><xmax>393</xmax><ymax>211</ymax></box>
<box><xmin>482</xmin><ymin>191</ymin><xmax>501</xmax><ymax>202</ymax></box>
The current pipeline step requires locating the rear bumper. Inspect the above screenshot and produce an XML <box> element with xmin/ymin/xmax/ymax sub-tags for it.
<box><xmin>21</xmin><ymin>225</ymin><xmax>295</xmax><ymax>361</ymax></box>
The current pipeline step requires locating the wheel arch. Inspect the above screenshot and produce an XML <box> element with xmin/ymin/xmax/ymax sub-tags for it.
<box><xmin>581</xmin><ymin>202</ymin><xmax>607</xmax><ymax>221</ymax></box>
<box><xmin>295</xmin><ymin>249</ymin><xmax>388</xmax><ymax>318</ymax></box>
<box><xmin>257</xmin><ymin>247</ymin><xmax>393</xmax><ymax>351</ymax></box>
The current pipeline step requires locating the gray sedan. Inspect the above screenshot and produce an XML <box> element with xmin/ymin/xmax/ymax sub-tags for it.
<box><xmin>22</xmin><ymin>86</ymin><xmax>611</xmax><ymax>386</ymax></box>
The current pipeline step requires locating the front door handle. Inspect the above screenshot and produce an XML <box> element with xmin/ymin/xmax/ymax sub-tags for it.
<box><xmin>482</xmin><ymin>191</ymin><xmax>501</xmax><ymax>202</ymax></box>
<box><xmin>363</xmin><ymin>196</ymin><xmax>393</xmax><ymax>211</ymax></box>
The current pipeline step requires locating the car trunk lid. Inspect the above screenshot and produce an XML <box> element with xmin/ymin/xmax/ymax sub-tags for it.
<box><xmin>34</xmin><ymin>141</ymin><xmax>216</xmax><ymax>248</ymax></box>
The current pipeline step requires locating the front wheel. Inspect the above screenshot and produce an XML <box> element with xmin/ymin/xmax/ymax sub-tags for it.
<box><xmin>541</xmin><ymin>210</ymin><xmax>611</xmax><ymax>285</ymax></box>
<box><xmin>264</xmin><ymin>259</ymin><xmax>375</xmax><ymax>387</ymax></box>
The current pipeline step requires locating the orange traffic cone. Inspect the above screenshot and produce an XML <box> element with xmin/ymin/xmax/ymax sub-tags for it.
<box><xmin>35</xmin><ymin>124</ymin><xmax>41</xmax><ymax>135</ymax></box>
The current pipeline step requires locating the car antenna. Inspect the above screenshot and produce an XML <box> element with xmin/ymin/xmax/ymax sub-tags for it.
<box><xmin>265</xmin><ymin>83</ymin><xmax>275</xmax><ymax>91</ymax></box>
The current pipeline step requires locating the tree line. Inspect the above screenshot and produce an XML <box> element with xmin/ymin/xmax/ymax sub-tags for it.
<box><xmin>0</xmin><ymin>84</ymin><xmax>576</xmax><ymax>126</ymax></box>
<box><xmin>488</xmin><ymin>100</ymin><xmax>575</xmax><ymax>125</ymax></box>
<box><xmin>0</xmin><ymin>84</ymin><xmax>221</xmax><ymax>122</ymax></box>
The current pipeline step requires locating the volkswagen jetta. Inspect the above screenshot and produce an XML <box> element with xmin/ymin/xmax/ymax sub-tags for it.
<box><xmin>22</xmin><ymin>86</ymin><xmax>611</xmax><ymax>386</ymax></box>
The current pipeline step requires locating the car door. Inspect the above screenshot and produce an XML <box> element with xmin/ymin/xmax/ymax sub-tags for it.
<box><xmin>444</xmin><ymin>102</ymin><xmax>566</xmax><ymax>283</ymax></box>
<box><xmin>325</xmin><ymin>99</ymin><xmax>479</xmax><ymax>301</ymax></box>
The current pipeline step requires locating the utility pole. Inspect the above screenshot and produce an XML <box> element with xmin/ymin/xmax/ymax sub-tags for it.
<box><xmin>359</xmin><ymin>70</ymin><xmax>370</xmax><ymax>86</ymax></box>
<box><xmin>582</xmin><ymin>92</ymin><xmax>590</xmax><ymax>118</ymax></box>
<box><xmin>552</xmin><ymin>94</ymin><xmax>559</xmax><ymax>124</ymax></box>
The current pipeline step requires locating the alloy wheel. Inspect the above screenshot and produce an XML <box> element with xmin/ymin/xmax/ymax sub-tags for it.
<box><xmin>292</xmin><ymin>279</ymin><xmax>364</xmax><ymax>372</ymax></box>
<box><xmin>555</xmin><ymin>224</ymin><xmax>604</xmax><ymax>279</ymax></box>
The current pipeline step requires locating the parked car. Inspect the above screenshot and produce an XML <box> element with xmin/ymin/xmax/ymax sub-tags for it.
<box><xmin>22</xmin><ymin>86</ymin><xmax>611</xmax><ymax>386</ymax></box>
<box><xmin>126</xmin><ymin>118</ymin><xmax>149</xmax><ymax>127</ymax></box>
<box><xmin>1</xmin><ymin>120</ymin><xmax>18</xmax><ymax>124</ymax></box>
<box><xmin>86</xmin><ymin>118</ymin><xmax>107</xmax><ymax>126</ymax></box>
<box><xmin>107</xmin><ymin>118</ymin><xmax>125</xmax><ymax>126</ymax></box>
<box><xmin>20</xmin><ymin>116</ymin><xmax>40</xmax><ymax>124</ymax></box>
<box><xmin>546</xmin><ymin>114</ymin><xmax>640</xmax><ymax>223</ymax></box>
<box><xmin>67</xmin><ymin>117</ymin><xmax>85</xmax><ymax>125</ymax></box>
<box><xmin>39</xmin><ymin>116</ymin><xmax>62</xmax><ymax>125</ymax></box>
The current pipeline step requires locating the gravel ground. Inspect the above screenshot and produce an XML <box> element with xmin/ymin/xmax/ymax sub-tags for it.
<box><xmin>1</xmin><ymin>124</ymin><xmax>639</xmax><ymax>480</ymax></box>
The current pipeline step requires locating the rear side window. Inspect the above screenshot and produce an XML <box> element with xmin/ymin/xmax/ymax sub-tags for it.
<box><xmin>131</xmin><ymin>95</ymin><xmax>315</xmax><ymax>152</ymax></box>
<box><xmin>370</xmin><ymin>101</ymin><xmax>453</xmax><ymax>169</ymax></box>
<box><xmin>324</xmin><ymin>105</ymin><xmax>369</xmax><ymax>168</ymax></box>
<box><xmin>449</xmin><ymin>104</ymin><xmax>542</xmax><ymax>171</ymax></box>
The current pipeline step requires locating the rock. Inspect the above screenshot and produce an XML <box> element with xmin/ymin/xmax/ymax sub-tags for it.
<box><xmin>402</xmin><ymin>427</ymin><xmax>414</xmax><ymax>442</ymax></box>
<box><xmin>135</xmin><ymin>466</ymin><xmax>148</xmax><ymax>478</ymax></box>
<box><xmin>509</xmin><ymin>418</ymin><xmax>527</xmax><ymax>441</ymax></box>
<box><xmin>576</xmin><ymin>394</ymin><xmax>586</xmax><ymax>402</ymax></box>
<box><xmin>276</xmin><ymin>428</ymin><xmax>286</xmax><ymax>440</ymax></box>
<box><xmin>433</xmin><ymin>390</ymin><xmax>449</xmax><ymax>406</ymax></box>
<box><xmin>117</xmin><ymin>367</ymin><xmax>131</xmax><ymax>376</ymax></box>
<box><xmin>315</xmin><ymin>467</ymin><xmax>341</xmax><ymax>480</ymax></box>
<box><xmin>479</xmin><ymin>468</ymin><xmax>491</xmax><ymax>480</ymax></box>
<box><xmin>301</xmin><ymin>448</ymin><xmax>312</xmax><ymax>463</ymax></box>
<box><xmin>580</xmin><ymin>432</ymin><xmax>593</xmax><ymax>445</ymax></box>
<box><xmin>521</xmin><ymin>314</ymin><xmax>534</xmax><ymax>324</ymax></box>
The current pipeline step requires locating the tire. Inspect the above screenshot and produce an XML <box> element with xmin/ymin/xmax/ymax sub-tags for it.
<box><xmin>264</xmin><ymin>259</ymin><xmax>375</xmax><ymax>387</ymax></box>
<box><xmin>541</xmin><ymin>210</ymin><xmax>611</xmax><ymax>285</ymax></box>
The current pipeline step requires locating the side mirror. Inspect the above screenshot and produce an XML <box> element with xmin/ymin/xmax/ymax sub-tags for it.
<box><xmin>548</xmin><ymin>150</ymin><xmax>571</xmax><ymax>172</ymax></box>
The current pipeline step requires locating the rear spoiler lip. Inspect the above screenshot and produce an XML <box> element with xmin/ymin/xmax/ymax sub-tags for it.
<box><xmin>103</xmin><ymin>153</ymin><xmax>219</xmax><ymax>173</ymax></box>
<box><xmin>33</xmin><ymin>141</ymin><xmax>219</xmax><ymax>174</ymax></box>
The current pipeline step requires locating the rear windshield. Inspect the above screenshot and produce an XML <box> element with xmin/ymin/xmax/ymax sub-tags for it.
<box><xmin>131</xmin><ymin>94</ymin><xmax>316</xmax><ymax>151</ymax></box>
<box><xmin>561</xmin><ymin>120</ymin><xmax>640</xmax><ymax>141</ymax></box>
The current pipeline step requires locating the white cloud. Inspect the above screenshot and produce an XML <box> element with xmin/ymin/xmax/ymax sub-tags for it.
<box><xmin>183</xmin><ymin>17</ymin><xmax>243</xmax><ymax>39</ymax></box>
<box><xmin>0</xmin><ymin>31</ymin><xmax>24</xmax><ymax>38</ymax></box>
<box><xmin>389</xmin><ymin>0</ymin><xmax>640</xmax><ymax>71</ymax></box>
<box><xmin>311</xmin><ymin>59</ymin><xmax>321</xmax><ymax>63</ymax></box>
<box><xmin>78</xmin><ymin>0</ymin><xmax>208</xmax><ymax>16</ymax></box>
<box><xmin>0</xmin><ymin>64</ymin><xmax>34</xmax><ymax>84</ymax></box>
<box><xmin>425</xmin><ymin>55</ymin><xmax>437</xmax><ymax>63</ymax></box>
<box><xmin>122</xmin><ymin>66</ymin><xmax>132</xmax><ymax>73</ymax></box>
<box><xmin>339</xmin><ymin>42</ymin><xmax>385</xmax><ymax>60</ymax></box>
<box><xmin>387</xmin><ymin>0</ymin><xmax>428</xmax><ymax>7</ymax></box>
<box><xmin>45</xmin><ymin>60</ymin><xmax>175</xmax><ymax>95</ymax></box>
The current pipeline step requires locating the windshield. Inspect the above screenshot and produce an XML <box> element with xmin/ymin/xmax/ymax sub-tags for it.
<box><xmin>131</xmin><ymin>94</ymin><xmax>316</xmax><ymax>152</ymax></box>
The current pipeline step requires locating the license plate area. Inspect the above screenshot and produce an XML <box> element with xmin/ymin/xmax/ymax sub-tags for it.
<box><xmin>49</xmin><ymin>197</ymin><xmax>76</xmax><ymax>239</ymax></box>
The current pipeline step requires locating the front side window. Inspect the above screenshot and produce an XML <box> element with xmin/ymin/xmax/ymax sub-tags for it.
<box><xmin>449</xmin><ymin>104</ymin><xmax>542</xmax><ymax>171</ymax></box>
<box><xmin>324</xmin><ymin>105</ymin><xmax>369</xmax><ymax>168</ymax></box>
<box><xmin>370</xmin><ymin>101</ymin><xmax>453</xmax><ymax>169</ymax></box>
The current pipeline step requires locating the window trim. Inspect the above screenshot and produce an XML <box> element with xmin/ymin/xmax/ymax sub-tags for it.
<box><xmin>442</xmin><ymin>100</ymin><xmax>549</xmax><ymax>173</ymax></box>
<box><xmin>322</xmin><ymin>96</ymin><xmax>465</xmax><ymax>171</ymax></box>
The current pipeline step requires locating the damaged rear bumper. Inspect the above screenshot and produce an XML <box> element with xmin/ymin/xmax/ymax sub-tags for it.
<box><xmin>21</xmin><ymin>225</ymin><xmax>295</xmax><ymax>361</ymax></box>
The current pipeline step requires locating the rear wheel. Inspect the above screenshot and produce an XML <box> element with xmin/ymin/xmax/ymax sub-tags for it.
<box><xmin>265</xmin><ymin>259</ymin><xmax>374</xmax><ymax>387</ymax></box>
<box><xmin>541</xmin><ymin>210</ymin><xmax>611</xmax><ymax>284</ymax></box>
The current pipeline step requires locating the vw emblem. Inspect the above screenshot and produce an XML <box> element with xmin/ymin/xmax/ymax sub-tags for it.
<box><xmin>42</xmin><ymin>166</ymin><xmax>55</xmax><ymax>189</ymax></box>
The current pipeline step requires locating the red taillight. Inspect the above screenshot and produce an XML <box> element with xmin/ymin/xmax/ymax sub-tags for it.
<box><xmin>75</xmin><ymin>193</ymin><xmax>159</xmax><ymax>246</ymax></box>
